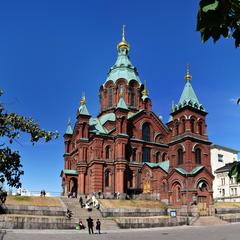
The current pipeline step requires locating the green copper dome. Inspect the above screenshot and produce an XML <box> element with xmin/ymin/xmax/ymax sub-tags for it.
<box><xmin>104</xmin><ymin>30</ymin><xmax>141</xmax><ymax>86</ymax></box>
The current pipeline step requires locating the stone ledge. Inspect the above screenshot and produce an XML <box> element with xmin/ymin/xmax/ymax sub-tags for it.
<box><xmin>101</xmin><ymin>208</ymin><xmax>167</xmax><ymax>217</ymax></box>
<box><xmin>3</xmin><ymin>204</ymin><xmax>67</xmax><ymax>217</ymax></box>
<box><xmin>115</xmin><ymin>216</ymin><xmax>187</xmax><ymax>228</ymax></box>
<box><xmin>0</xmin><ymin>215</ymin><xmax>75</xmax><ymax>229</ymax></box>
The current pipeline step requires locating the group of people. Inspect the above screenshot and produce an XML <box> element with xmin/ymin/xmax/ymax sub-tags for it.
<box><xmin>40</xmin><ymin>190</ymin><xmax>46</xmax><ymax>197</ymax></box>
<box><xmin>78</xmin><ymin>217</ymin><xmax>101</xmax><ymax>234</ymax></box>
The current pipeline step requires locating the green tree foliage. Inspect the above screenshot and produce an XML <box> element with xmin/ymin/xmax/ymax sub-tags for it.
<box><xmin>0</xmin><ymin>89</ymin><xmax>58</xmax><ymax>188</ymax></box>
<box><xmin>197</xmin><ymin>0</ymin><xmax>240</xmax><ymax>47</ymax></box>
<box><xmin>228</xmin><ymin>162</ymin><xmax>240</xmax><ymax>182</ymax></box>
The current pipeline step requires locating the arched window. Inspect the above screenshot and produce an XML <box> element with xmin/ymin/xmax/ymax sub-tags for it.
<box><xmin>120</xmin><ymin>117</ymin><xmax>125</xmax><ymax>133</ymax></box>
<box><xmin>176</xmin><ymin>122</ymin><xmax>179</xmax><ymax>135</ymax></box>
<box><xmin>82</xmin><ymin>123</ymin><xmax>86</xmax><ymax>138</ymax></box>
<box><xmin>177</xmin><ymin>186</ymin><xmax>181</xmax><ymax>201</ymax></box>
<box><xmin>198</xmin><ymin>122</ymin><xmax>203</xmax><ymax>135</ymax></box>
<box><xmin>142</xmin><ymin>147</ymin><xmax>150</xmax><ymax>162</ymax></box>
<box><xmin>198</xmin><ymin>180</ymin><xmax>208</xmax><ymax>192</ymax></box>
<box><xmin>163</xmin><ymin>182</ymin><xmax>168</xmax><ymax>192</ymax></box>
<box><xmin>195</xmin><ymin>148</ymin><xmax>201</xmax><ymax>164</ymax></box>
<box><xmin>108</xmin><ymin>88</ymin><xmax>113</xmax><ymax>108</ymax></box>
<box><xmin>105</xmin><ymin>146</ymin><xmax>110</xmax><ymax>159</ymax></box>
<box><xmin>162</xmin><ymin>152</ymin><xmax>167</xmax><ymax>162</ymax></box>
<box><xmin>177</xmin><ymin>148</ymin><xmax>183</xmax><ymax>164</ymax></box>
<box><xmin>182</xmin><ymin>119</ymin><xmax>186</xmax><ymax>133</ymax></box>
<box><xmin>130</xmin><ymin>88</ymin><xmax>135</xmax><ymax>107</ymax></box>
<box><xmin>142</xmin><ymin>122</ymin><xmax>150</xmax><ymax>141</ymax></box>
<box><xmin>190</xmin><ymin>118</ymin><xmax>195</xmax><ymax>133</ymax></box>
<box><xmin>156</xmin><ymin>152</ymin><xmax>160</xmax><ymax>163</ymax></box>
<box><xmin>105</xmin><ymin>170</ymin><xmax>110</xmax><ymax>187</ymax></box>
<box><xmin>132</xmin><ymin>148</ymin><xmax>137</xmax><ymax>162</ymax></box>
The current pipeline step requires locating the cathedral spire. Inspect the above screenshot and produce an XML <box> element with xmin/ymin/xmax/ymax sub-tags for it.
<box><xmin>78</xmin><ymin>94</ymin><xmax>90</xmax><ymax>116</ymax></box>
<box><xmin>184</xmin><ymin>64</ymin><xmax>192</xmax><ymax>81</ymax></box>
<box><xmin>65</xmin><ymin>118</ymin><xmax>73</xmax><ymax>135</ymax></box>
<box><xmin>141</xmin><ymin>80</ymin><xmax>150</xmax><ymax>101</ymax></box>
<box><xmin>117</xmin><ymin>25</ymin><xmax>130</xmax><ymax>51</ymax></box>
<box><xmin>175</xmin><ymin>65</ymin><xmax>204</xmax><ymax>112</ymax></box>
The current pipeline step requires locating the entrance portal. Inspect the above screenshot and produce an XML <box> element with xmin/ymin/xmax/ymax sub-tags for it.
<box><xmin>197</xmin><ymin>196</ymin><xmax>208</xmax><ymax>216</ymax></box>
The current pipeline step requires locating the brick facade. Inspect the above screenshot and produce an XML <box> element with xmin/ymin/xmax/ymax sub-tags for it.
<box><xmin>61</xmin><ymin>34</ymin><xmax>214</xmax><ymax>207</ymax></box>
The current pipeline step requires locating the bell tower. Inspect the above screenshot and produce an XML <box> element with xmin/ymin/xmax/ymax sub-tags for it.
<box><xmin>168</xmin><ymin>65</ymin><xmax>211</xmax><ymax>172</ymax></box>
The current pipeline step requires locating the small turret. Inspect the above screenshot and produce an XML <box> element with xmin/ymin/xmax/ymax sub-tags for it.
<box><xmin>65</xmin><ymin>118</ymin><xmax>73</xmax><ymax>135</ymax></box>
<box><xmin>174</xmin><ymin>65</ymin><xmax>204</xmax><ymax>112</ymax></box>
<box><xmin>141</xmin><ymin>80</ymin><xmax>151</xmax><ymax>112</ymax></box>
<box><xmin>78</xmin><ymin>95</ymin><xmax>90</xmax><ymax>116</ymax></box>
<box><xmin>77</xmin><ymin>94</ymin><xmax>91</xmax><ymax>139</ymax></box>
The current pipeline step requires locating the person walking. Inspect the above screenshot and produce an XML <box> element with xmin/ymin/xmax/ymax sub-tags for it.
<box><xmin>79</xmin><ymin>196</ymin><xmax>83</xmax><ymax>208</ymax></box>
<box><xmin>96</xmin><ymin>219</ymin><xmax>101</xmax><ymax>234</ymax></box>
<box><xmin>86</xmin><ymin>216</ymin><xmax>94</xmax><ymax>234</ymax></box>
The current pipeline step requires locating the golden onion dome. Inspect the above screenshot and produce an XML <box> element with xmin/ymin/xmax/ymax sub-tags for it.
<box><xmin>80</xmin><ymin>95</ymin><xmax>86</xmax><ymax>106</ymax></box>
<box><xmin>117</xmin><ymin>25</ymin><xmax>130</xmax><ymax>51</ymax></box>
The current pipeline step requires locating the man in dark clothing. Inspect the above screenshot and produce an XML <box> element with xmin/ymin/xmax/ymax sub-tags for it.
<box><xmin>79</xmin><ymin>196</ymin><xmax>83</xmax><ymax>208</ymax></box>
<box><xmin>96</xmin><ymin>219</ymin><xmax>101</xmax><ymax>234</ymax></box>
<box><xmin>86</xmin><ymin>216</ymin><xmax>94</xmax><ymax>234</ymax></box>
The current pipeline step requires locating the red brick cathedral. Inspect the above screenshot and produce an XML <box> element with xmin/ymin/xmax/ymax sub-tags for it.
<box><xmin>61</xmin><ymin>29</ymin><xmax>214</xmax><ymax>207</ymax></box>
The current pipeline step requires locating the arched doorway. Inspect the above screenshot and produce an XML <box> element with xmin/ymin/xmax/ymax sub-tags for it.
<box><xmin>172</xmin><ymin>182</ymin><xmax>182</xmax><ymax>205</ymax></box>
<box><xmin>197</xmin><ymin>180</ymin><xmax>209</xmax><ymax>216</ymax></box>
<box><xmin>70</xmin><ymin>177</ymin><xmax>78</xmax><ymax>198</ymax></box>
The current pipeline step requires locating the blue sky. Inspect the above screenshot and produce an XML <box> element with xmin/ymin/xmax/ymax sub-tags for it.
<box><xmin>0</xmin><ymin>0</ymin><xmax>239</xmax><ymax>193</ymax></box>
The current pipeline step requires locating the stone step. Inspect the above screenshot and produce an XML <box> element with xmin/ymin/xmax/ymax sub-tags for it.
<box><xmin>60</xmin><ymin>197</ymin><xmax>119</xmax><ymax>230</ymax></box>
<box><xmin>193</xmin><ymin>216</ymin><xmax>227</xmax><ymax>226</ymax></box>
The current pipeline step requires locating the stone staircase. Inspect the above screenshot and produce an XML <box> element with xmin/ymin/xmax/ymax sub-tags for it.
<box><xmin>192</xmin><ymin>216</ymin><xmax>227</xmax><ymax>226</ymax></box>
<box><xmin>60</xmin><ymin>197</ymin><xmax>119</xmax><ymax>230</ymax></box>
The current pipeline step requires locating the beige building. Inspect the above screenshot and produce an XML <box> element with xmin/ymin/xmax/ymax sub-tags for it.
<box><xmin>211</xmin><ymin>144</ymin><xmax>239</xmax><ymax>201</ymax></box>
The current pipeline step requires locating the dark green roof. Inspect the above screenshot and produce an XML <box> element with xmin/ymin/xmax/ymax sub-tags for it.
<box><xmin>63</xmin><ymin>169</ymin><xmax>78</xmax><ymax>175</ymax></box>
<box><xmin>65</xmin><ymin>120</ymin><xmax>73</xmax><ymax>135</ymax></box>
<box><xmin>175</xmin><ymin>166</ymin><xmax>204</xmax><ymax>175</ymax></box>
<box><xmin>105</xmin><ymin>45</ymin><xmax>141</xmax><ymax>86</ymax></box>
<box><xmin>144</xmin><ymin>160</ymin><xmax>169</xmax><ymax>173</ymax></box>
<box><xmin>174</xmin><ymin>79</ymin><xmax>204</xmax><ymax>112</ymax></box>
<box><xmin>79</xmin><ymin>104</ymin><xmax>90</xmax><ymax>116</ymax></box>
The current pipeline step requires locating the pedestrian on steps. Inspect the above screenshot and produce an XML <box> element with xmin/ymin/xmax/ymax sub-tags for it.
<box><xmin>86</xmin><ymin>216</ymin><xmax>94</xmax><ymax>234</ymax></box>
<box><xmin>79</xmin><ymin>196</ymin><xmax>83</xmax><ymax>208</ymax></box>
<box><xmin>96</xmin><ymin>219</ymin><xmax>101</xmax><ymax>234</ymax></box>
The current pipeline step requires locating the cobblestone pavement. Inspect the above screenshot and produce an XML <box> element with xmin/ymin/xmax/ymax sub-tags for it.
<box><xmin>2</xmin><ymin>223</ymin><xmax>240</xmax><ymax>240</ymax></box>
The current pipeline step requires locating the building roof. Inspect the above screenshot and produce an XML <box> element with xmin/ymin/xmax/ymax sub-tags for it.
<box><xmin>144</xmin><ymin>160</ymin><xmax>169</xmax><ymax>173</ymax></box>
<box><xmin>175</xmin><ymin>166</ymin><xmax>204</xmax><ymax>175</ymax></box>
<box><xmin>215</xmin><ymin>162</ymin><xmax>237</xmax><ymax>174</ymax></box>
<box><xmin>79</xmin><ymin>104</ymin><xmax>90</xmax><ymax>116</ymax></box>
<box><xmin>65</xmin><ymin>119</ymin><xmax>73</xmax><ymax>135</ymax></box>
<box><xmin>104</xmin><ymin>31</ymin><xmax>141</xmax><ymax>86</ymax></box>
<box><xmin>116</xmin><ymin>96</ymin><xmax>128</xmax><ymax>110</ymax></box>
<box><xmin>63</xmin><ymin>169</ymin><xmax>78</xmax><ymax>175</ymax></box>
<box><xmin>89</xmin><ymin>117</ymin><xmax>108</xmax><ymax>134</ymax></box>
<box><xmin>173</xmin><ymin>66</ymin><xmax>204</xmax><ymax>112</ymax></box>
<box><xmin>78</xmin><ymin>96</ymin><xmax>90</xmax><ymax>116</ymax></box>
<box><xmin>211</xmin><ymin>144</ymin><xmax>239</xmax><ymax>153</ymax></box>
<box><xmin>99</xmin><ymin>113</ymin><xmax>116</xmax><ymax>125</ymax></box>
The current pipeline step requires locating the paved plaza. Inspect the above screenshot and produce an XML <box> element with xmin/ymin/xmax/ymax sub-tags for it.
<box><xmin>2</xmin><ymin>223</ymin><xmax>240</xmax><ymax>240</ymax></box>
